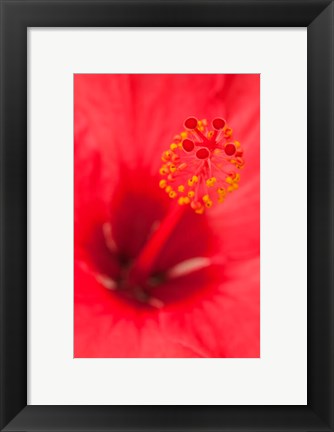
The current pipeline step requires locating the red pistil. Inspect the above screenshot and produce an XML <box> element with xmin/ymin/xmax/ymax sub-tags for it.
<box><xmin>128</xmin><ymin>205</ymin><xmax>187</xmax><ymax>286</ymax></box>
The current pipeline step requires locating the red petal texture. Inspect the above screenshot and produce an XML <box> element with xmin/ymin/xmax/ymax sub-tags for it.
<box><xmin>74</xmin><ymin>74</ymin><xmax>260</xmax><ymax>358</ymax></box>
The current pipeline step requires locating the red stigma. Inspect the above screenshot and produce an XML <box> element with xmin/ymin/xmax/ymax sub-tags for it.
<box><xmin>224</xmin><ymin>143</ymin><xmax>236</xmax><ymax>156</ymax></box>
<box><xmin>184</xmin><ymin>117</ymin><xmax>198</xmax><ymax>130</ymax></box>
<box><xmin>182</xmin><ymin>139</ymin><xmax>195</xmax><ymax>152</ymax></box>
<box><xmin>212</xmin><ymin>117</ymin><xmax>226</xmax><ymax>130</ymax></box>
<box><xmin>196</xmin><ymin>148</ymin><xmax>210</xmax><ymax>159</ymax></box>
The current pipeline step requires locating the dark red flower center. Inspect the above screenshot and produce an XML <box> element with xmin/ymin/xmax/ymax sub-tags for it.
<box><xmin>81</xmin><ymin>172</ymin><xmax>219</xmax><ymax>309</ymax></box>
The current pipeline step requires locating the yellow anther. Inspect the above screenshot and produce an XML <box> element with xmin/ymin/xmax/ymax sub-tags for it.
<box><xmin>224</xmin><ymin>127</ymin><xmax>233</xmax><ymax>137</ymax></box>
<box><xmin>205</xmin><ymin>201</ymin><xmax>213</xmax><ymax>208</ymax></box>
<box><xmin>169</xmin><ymin>191</ymin><xmax>177</xmax><ymax>199</ymax></box>
<box><xmin>160</xmin><ymin>166</ymin><xmax>168</xmax><ymax>175</ymax></box>
<box><xmin>233</xmin><ymin>182</ymin><xmax>239</xmax><ymax>190</ymax></box>
<box><xmin>180</xmin><ymin>131</ymin><xmax>187</xmax><ymax>138</ymax></box>
<box><xmin>217</xmin><ymin>187</ymin><xmax>226</xmax><ymax>196</ymax></box>
<box><xmin>170</xmin><ymin>143</ymin><xmax>178</xmax><ymax>151</ymax></box>
<box><xmin>203</xmin><ymin>194</ymin><xmax>210</xmax><ymax>203</ymax></box>
<box><xmin>165</xmin><ymin>186</ymin><xmax>172</xmax><ymax>193</ymax></box>
<box><xmin>169</xmin><ymin>164</ymin><xmax>177</xmax><ymax>173</ymax></box>
<box><xmin>226</xmin><ymin>176</ymin><xmax>233</xmax><ymax>184</ymax></box>
<box><xmin>192</xmin><ymin>175</ymin><xmax>199</xmax><ymax>183</ymax></box>
<box><xmin>206</xmin><ymin>177</ymin><xmax>217</xmax><ymax>187</ymax></box>
<box><xmin>227</xmin><ymin>186</ymin><xmax>234</xmax><ymax>193</ymax></box>
<box><xmin>159</xmin><ymin>179</ymin><xmax>167</xmax><ymax>189</ymax></box>
<box><xmin>195</xmin><ymin>206</ymin><xmax>205</xmax><ymax>215</ymax></box>
<box><xmin>188</xmin><ymin>179</ymin><xmax>194</xmax><ymax>187</ymax></box>
<box><xmin>178</xmin><ymin>197</ymin><xmax>185</xmax><ymax>205</ymax></box>
<box><xmin>234</xmin><ymin>173</ymin><xmax>240</xmax><ymax>182</ymax></box>
<box><xmin>207</xmin><ymin>131</ymin><xmax>214</xmax><ymax>139</ymax></box>
<box><xmin>178</xmin><ymin>185</ymin><xmax>185</xmax><ymax>192</ymax></box>
<box><xmin>188</xmin><ymin>191</ymin><xmax>195</xmax><ymax>198</ymax></box>
<box><xmin>218</xmin><ymin>196</ymin><xmax>225</xmax><ymax>203</ymax></box>
<box><xmin>235</xmin><ymin>141</ymin><xmax>241</xmax><ymax>148</ymax></box>
<box><xmin>164</xmin><ymin>150</ymin><xmax>171</xmax><ymax>160</ymax></box>
<box><xmin>183</xmin><ymin>197</ymin><xmax>190</xmax><ymax>204</ymax></box>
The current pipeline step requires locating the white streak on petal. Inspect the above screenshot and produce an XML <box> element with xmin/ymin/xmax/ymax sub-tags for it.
<box><xmin>96</xmin><ymin>274</ymin><xmax>116</xmax><ymax>290</ymax></box>
<box><xmin>102</xmin><ymin>222</ymin><xmax>117</xmax><ymax>252</ymax></box>
<box><xmin>167</xmin><ymin>257</ymin><xmax>212</xmax><ymax>279</ymax></box>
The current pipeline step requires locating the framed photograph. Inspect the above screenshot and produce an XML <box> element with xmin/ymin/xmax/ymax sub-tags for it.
<box><xmin>1</xmin><ymin>0</ymin><xmax>333</xmax><ymax>431</ymax></box>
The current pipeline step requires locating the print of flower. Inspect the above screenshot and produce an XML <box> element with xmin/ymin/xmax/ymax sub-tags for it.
<box><xmin>74</xmin><ymin>74</ymin><xmax>260</xmax><ymax>358</ymax></box>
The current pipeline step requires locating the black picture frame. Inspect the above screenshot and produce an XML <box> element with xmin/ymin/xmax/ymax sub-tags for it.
<box><xmin>1</xmin><ymin>0</ymin><xmax>333</xmax><ymax>431</ymax></box>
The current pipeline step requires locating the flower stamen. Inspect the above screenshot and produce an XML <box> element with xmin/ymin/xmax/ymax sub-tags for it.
<box><xmin>159</xmin><ymin>117</ymin><xmax>245</xmax><ymax>213</ymax></box>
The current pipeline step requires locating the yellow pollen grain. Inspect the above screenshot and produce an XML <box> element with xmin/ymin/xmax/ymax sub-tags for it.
<box><xmin>169</xmin><ymin>164</ymin><xmax>176</xmax><ymax>173</ymax></box>
<box><xmin>159</xmin><ymin>179</ymin><xmax>167</xmax><ymax>189</ymax></box>
<box><xmin>206</xmin><ymin>177</ymin><xmax>217</xmax><ymax>187</ymax></box>
<box><xmin>178</xmin><ymin>185</ymin><xmax>185</xmax><ymax>192</ymax></box>
<box><xmin>217</xmin><ymin>187</ymin><xmax>226</xmax><ymax>196</ymax></box>
<box><xmin>192</xmin><ymin>175</ymin><xmax>199</xmax><ymax>183</ymax></box>
<box><xmin>159</xmin><ymin>167</ymin><xmax>168</xmax><ymax>175</ymax></box>
<box><xmin>226</xmin><ymin>176</ymin><xmax>233</xmax><ymax>184</ymax></box>
<box><xmin>203</xmin><ymin>194</ymin><xmax>210</xmax><ymax>203</ymax></box>
<box><xmin>169</xmin><ymin>191</ymin><xmax>177</xmax><ymax>198</ymax></box>
<box><xmin>188</xmin><ymin>191</ymin><xmax>195</xmax><ymax>198</ymax></box>
<box><xmin>233</xmin><ymin>183</ymin><xmax>239</xmax><ymax>190</ymax></box>
<box><xmin>235</xmin><ymin>141</ymin><xmax>241</xmax><ymax>148</ymax></box>
<box><xmin>224</xmin><ymin>127</ymin><xmax>233</xmax><ymax>137</ymax></box>
<box><xmin>183</xmin><ymin>197</ymin><xmax>190</xmax><ymax>204</ymax></box>
<box><xmin>205</xmin><ymin>201</ymin><xmax>213</xmax><ymax>208</ymax></box>
<box><xmin>235</xmin><ymin>173</ymin><xmax>240</xmax><ymax>182</ymax></box>
<box><xmin>170</xmin><ymin>143</ymin><xmax>178</xmax><ymax>151</ymax></box>
<box><xmin>218</xmin><ymin>196</ymin><xmax>225</xmax><ymax>203</ymax></box>
<box><xmin>195</xmin><ymin>206</ymin><xmax>205</xmax><ymax>215</ymax></box>
<box><xmin>188</xmin><ymin>179</ymin><xmax>194</xmax><ymax>187</ymax></box>
<box><xmin>227</xmin><ymin>186</ymin><xmax>234</xmax><ymax>193</ymax></box>
<box><xmin>165</xmin><ymin>186</ymin><xmax>172</xmax><ymax>193</ymax></box>
<box><xmin>180</xmin><ymin>131</ymin><xmax>187</xmax><ymax>138</ymax></box>
<box><xmin>178</xmin><ymin>197</ymin><xmax>184</xmax><ymax>205</ymax></box>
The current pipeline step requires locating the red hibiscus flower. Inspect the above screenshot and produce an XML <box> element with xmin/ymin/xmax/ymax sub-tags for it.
<box><xmin>74</xmin><ymin>74</ymin><xmax>260</xmax><ymax>358</ymax></box>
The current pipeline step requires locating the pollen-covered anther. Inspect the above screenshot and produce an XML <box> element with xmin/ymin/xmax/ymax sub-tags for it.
<box><xmin>206</xmin><ymin>177</ymin><xmax>217</xmax><ymax>187</ymax></box>
<box><xmin>159</xmin><ymin>117</ymin><xmax>245</xmax><ymax>212</ymax></box>
<box><xmin>160</xmin><ymin>166</ymin><xmax>168</xmax><ymax>175</ymax></box>
<box><xmin>159</xmin><ymin>179</ymin><xmax>167</xmax><ymax>189</ymax></box>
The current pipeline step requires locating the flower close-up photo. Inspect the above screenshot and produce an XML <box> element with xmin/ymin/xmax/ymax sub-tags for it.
<box><xmin>74</xmin><ymin>73</ymin><xmax>260</xmax><ymax>358</ymax></box>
